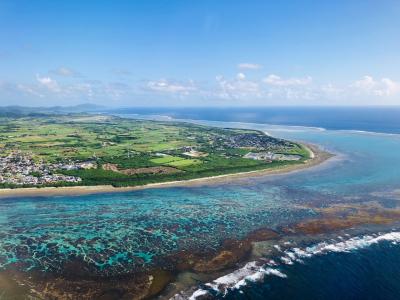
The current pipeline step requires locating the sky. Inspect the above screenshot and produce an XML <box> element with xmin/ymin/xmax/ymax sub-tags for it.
<box><xmin>0</xmin><ymin>0</ymin><xmax>400</xmax><ymax>107</ymax></box>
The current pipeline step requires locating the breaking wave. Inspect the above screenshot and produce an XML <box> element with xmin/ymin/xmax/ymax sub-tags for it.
<box><xmin>173</xmin><ymin>231</ymin><xmax>400</xmax><ymax>299</ymax></box>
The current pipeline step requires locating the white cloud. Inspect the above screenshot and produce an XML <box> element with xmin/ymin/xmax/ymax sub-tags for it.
<box><xmin>50</xmin><ymin>67</ymin><xmax>80</xmax><ymax>77</ymax></box>
<box><xmin>236</xmin><ymin>72</ymin><xmax>246</xmax><ymax>80</ymax></box>
<box><xmin>264</xmin><ymin>74</ymin><xmax>313</xmax><ymax>86</ymax></box>
<box><xmin>320</xmin><ymin>83</ymin><xmax>342</xmax><ymax>95</ymax></box>
<box><xmin>17</xmin><ymin>84</ymin><xmax>44</xmax><ymax>98</ymax></box>
<box><xmin>380</xmin><ymin>78</ymin><xmax>400</xmax><ymax>96</ymax></box>
<box><xmin>103</xmin><ymin>82</ymin><xmax>130</xmax><ymax>99</ymax></box>
<box><xmin>3</xmin><ymin>71</ymin><xmax>400</xmax><ymax>106</ymax></box>
<box><xmin>36</xmin><ymin>75</ymin><xmax>61</xmax><ymax>93</ymax></box>
<box><xmin>0</xmin><ymin>74</ymin><xmax>135</xmax><ymax>106</ymax></box>
<box><xmin>31</xmin><ymin>75</ymin><xmax>129</xmax><ymax>100</ymax></box>
<box><xmin>215</xmin><ymin>74</ymin><xmax>260</xmax><ymax>99</ymax></box>
<box><xmin>351</xmin><ymin>75</ymin><xmax>400</xmax><ymax>96</ymax></box>
<box><xmin>145</xmin><ymin>79</ymin><xmax>196</xmax><ymax>94</ymax></box>
<box><xmin>238</xmin><ymin>63</ymin><xmax>263</xmax><ymax>70</ymax></box>
<box><xmin>66</xmin><ymin>82</ymin><xmax>94</xmax><ymax>98</ymax></box>
<box><xmin>352</xmin><ymin>75</ymin><xmax>375</xmax><ymax>90</ymax></box>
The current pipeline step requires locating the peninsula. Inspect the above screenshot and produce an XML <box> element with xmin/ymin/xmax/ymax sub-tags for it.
<box><xmin>0</xmin><ymin>114</ymin><xmax>320</xmax><ymax>196</ymax></box>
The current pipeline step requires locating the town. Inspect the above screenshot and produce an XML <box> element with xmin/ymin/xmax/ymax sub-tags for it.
<box><xmin>0</xmin><ymin>151</ymin><xmax>95</xmax><ymax>186</ymax></box>
<box><xmin>244</xmin><ymin>151</ymin><xmax>302</xmax><ymax>162</ymax></box>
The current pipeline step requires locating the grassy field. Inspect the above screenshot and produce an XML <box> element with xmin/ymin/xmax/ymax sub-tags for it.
<box><xmin>150</xmin><ymin>155</ymin><xmax>201</xmax><ymax>167</ymax></box>
<box><xmin>0</xmin><ymin>114</ymin><xmax>309</xmax><ymax>188</ymax></box>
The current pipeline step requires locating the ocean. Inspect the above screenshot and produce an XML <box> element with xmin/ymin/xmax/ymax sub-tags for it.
<box><xmin>1</xmin><ymin>107</ymin><xmax>400</xmax><ymax>299</ymax></box>
<box><xmin>117</xmin><ymin>107</ymin><xmax>400</xmax><ymax>300</ymax></box>
<box><xmin>212</xmin><ymin>234</ymin><xmax>400</xmax><ymax>300</ymax></box>
<box><xmin>112</xmin><ymin>106</ymin><xmax>400</xmax><ymax>134</ymax></box>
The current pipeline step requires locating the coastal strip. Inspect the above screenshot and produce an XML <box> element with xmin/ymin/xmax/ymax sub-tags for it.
<box><xmin>0</xmin><ymin>144</ymin><xmax>333</xmax><ymax>199</ymax></box>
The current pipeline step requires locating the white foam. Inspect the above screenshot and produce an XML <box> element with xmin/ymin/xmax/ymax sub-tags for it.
<box><xmin>280</xmin><ymin>232</ymin><xmax>400</xmax><ymax>265</ymax></box>
<box><xmin>280</xmin><ymin>256</ymin><xmax>294</xmax><ymax>265</ymax></box>
<box><xmin>338</xmin><ymin>129</ymin><xmax>400</xmax><ymax>137</ymax></box>
<box><xmin>266</xmin><ymin>259</ymin><xmax>278</xmax><ymax>266</ymax></box>
<box><xmin>205</xmin><ymin>261</ymin><xmax>259</xmax><ymax>291</ymax></box>
<box><xmin>188</xmin><ymin>289</ymin><xmax>209</xmax><ymax>300</ymax></box>
<box><xmin>180</xmin><ymin>231</ymin><xmax>400</xmax><ymax>299</ymax></box>
<box><xmin>186</xmin><ymin>261</ymin><xmax>287</xmax><ymax>299</ymax></box>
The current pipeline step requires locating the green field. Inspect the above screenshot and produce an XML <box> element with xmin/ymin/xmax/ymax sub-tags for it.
<box><xmin>150</xmin><ymin>156</ymin><xmax>185</xmax><ymax>164</ymax></box>
<box><xmin>0</xmin><ymin>114</ymin><xmax>309</xmax><ymax>188</ymax></box>
<box><xmin>150</xmin><ymin>155</ymin><xmax>201</xmax><ymax>167</ymax></box>
<box><xmin>166</xmin><ymin>158</ymin><xmax>201</xmax><ymax>167</ymax></box>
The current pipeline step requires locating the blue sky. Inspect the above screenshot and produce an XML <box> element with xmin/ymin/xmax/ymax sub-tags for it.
<box><xmin>0</xmin><ymin>0</ymin><xmax>399</xmax><ymax>107</ymax></box>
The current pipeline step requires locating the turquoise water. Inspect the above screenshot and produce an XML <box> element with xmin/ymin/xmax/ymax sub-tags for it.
<box><xmin>1</xmin><ymin>120</ymin><xmax>400</xmax><ymax>278</ymax></box>
<box><xmin>195</xmin><ymin>120</ymin><xmax>400</xmax><ymax>195</ymax></box>
<box><xmin>0</xmin><ymin>184</ymin><xmax>315</xmax><ymax>275</ymax></box>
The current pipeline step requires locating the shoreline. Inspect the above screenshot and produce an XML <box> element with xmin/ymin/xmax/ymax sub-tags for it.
<box><xmin>0</xmin><ymin>144</ymin><xmax>333</xmax><ymax>199</ymax></box>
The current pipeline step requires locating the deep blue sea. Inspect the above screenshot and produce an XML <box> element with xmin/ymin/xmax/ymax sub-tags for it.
<box><xmin>1</xmin><ymin>107</ymin><xmax>400</xmax><ymax>299</ymax></box>
<box><xmin>112</xmin><ymin>106</ymin><xmax>400</xmax><ymax>134</ymax></box>
<box><xmin>222</xmin><ymin>238</ymin><xmax>400</xmax><ymax>300</ymax></box>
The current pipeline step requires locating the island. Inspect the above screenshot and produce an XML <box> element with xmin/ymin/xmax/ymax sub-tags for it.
<box><xmin>0</xmin><ymin>114</ymin><xmax>318</xmax><ymax>195</ymax></box>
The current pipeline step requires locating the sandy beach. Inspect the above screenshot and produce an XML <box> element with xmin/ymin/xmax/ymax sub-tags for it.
<box><xmin>0</xmin><ymin>144</ymin><xmax>333</xmax><ymax>199</ymax></box>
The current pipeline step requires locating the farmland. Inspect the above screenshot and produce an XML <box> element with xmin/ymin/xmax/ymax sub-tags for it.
<box><xmin>0</xmin><ymin>114</ymin><xmax>310</xmax><ymax>188</ymax></box>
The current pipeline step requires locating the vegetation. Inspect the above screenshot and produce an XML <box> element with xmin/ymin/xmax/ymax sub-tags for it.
<box><xmin>0</xmin><ymin>114</ymin><xmax>310</xmax><ymax>188</ymax></box>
